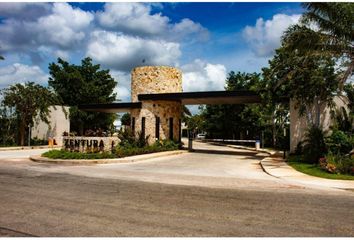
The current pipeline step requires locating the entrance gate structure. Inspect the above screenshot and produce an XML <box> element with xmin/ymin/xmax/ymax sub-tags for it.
<box><xmin>80</xmin><ymin>66</ymin><xmax>286</xmax><ymax>149</ymax></box>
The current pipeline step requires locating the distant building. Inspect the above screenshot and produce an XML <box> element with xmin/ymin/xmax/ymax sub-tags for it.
<box><xmin>31</xmin><ymin>105</ymin><xmax>70</xmax><ymax>146</ymax></box>
<box><xmin>289</xmin><ymin>96</ymin><xmax>350</xmax><ymax>153</ymax></box>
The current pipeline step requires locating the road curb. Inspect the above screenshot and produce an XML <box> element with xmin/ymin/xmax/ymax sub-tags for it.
<box><xmin>30</xmin><ymin>150</ymin><xmax>188</xmax><ymax>165</ymax></box>
<box><xmin>0</xmin><ymin>146</ymin><xmax>61</xmax><ymax>151</ymax></box>
<box><xmin>259</xmin><ymin>153</ymin><xmax>354</xmax><ymax>190</ymax></box>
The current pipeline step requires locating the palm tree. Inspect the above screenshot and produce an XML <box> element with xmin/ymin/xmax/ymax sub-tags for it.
<box><xmin>283</xmin><ymin>3</ymin><xmax>353</xmax><ymax>88</ymax></box>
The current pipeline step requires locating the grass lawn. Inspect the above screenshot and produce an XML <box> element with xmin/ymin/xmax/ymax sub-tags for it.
<box><xmin>287</xmin><ymin>155</ymin><xmax>354</xmax><ymax>180</ymax></box>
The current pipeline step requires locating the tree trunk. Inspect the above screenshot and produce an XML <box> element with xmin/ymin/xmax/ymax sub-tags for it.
<box><xmin>19</xmin><ymin>122</ymin><xmax>25</xmax><ymax>146</ymax></box>
<box><xmin>315</xmin><ymin>100</ymin><xmax>321</xmax><ymax>128</ymax></box>
<box><xmin>79</xmin><ymin>123</ymin><xmax>84</xmax><ymax>136</ymax></box>
<box><xmin>271</xmin><ymin>111</ymin><xmax>276</xmax><ymax>147</ymax></box>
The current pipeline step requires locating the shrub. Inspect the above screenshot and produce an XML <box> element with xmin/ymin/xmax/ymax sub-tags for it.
<box><xmin>326</xmin><ymin>130</ymin><xmax>353</xmax><ymax>155</ymax></box>
<box><xmin>117</xmin><ymin>128</ymin><xmax>136</xmax><ymax>147</ymax></box>
<box><xmin>302</xmin><ymin>125</ymin><xmax>327</xmax><ymax>164</ymax></box>
<box><xmin>117</xmin><ymin>128</ymin><xmax>150</xmax><ymax>148</ymax></box>
<box><xmin>136</xmin><ymin>131</ymin><xmax>149</xmax><ymax>148</ymax></box>
<box><xmin>323</xmin><ymin>152</ymin><xmax>354</xmax><ymax>175</ymax></box>
<box><xmin>114</xmin><ymin>140</ymin><xmax>178</xmax><ymax>158</ymax></box>
<box><xmin>42</xmin><ymin>150</ymin><xmax>116</xmax><ymax>159</ymax></box>
<box><xmin>335</xmin><ymin>155</ymin><xmax>354</xmax><ymax>175</ymax></box>
<box><xmin>295</xmin><ymin>141</ymin><xmax>303</xmax><ymax>155</ymax></box>
<box><xmin>30</xmin><ymin>137</ymin><xmax>48</xmax><ymax>146</ymax></box>
<box><xmin>153</xmin><ymin>139</ymin><xmax>179</xmax><ymax>150</ymax></box>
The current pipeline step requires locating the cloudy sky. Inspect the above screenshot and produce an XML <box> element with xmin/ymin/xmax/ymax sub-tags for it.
<box><xmin>0</xmin><ymin>2</ymin><xmax>303</xmax><ymax>103</ymax></box>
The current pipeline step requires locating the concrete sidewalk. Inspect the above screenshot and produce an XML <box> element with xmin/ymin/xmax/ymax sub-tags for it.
<box><xmin>217</xmin><ymin>142</ymin><xmax>354</xmax><ymax>191</ymax></box>
<box><xmin>260</xmin><ymin>156</ymin><xmax>354</xmax><ymax>191</ymax></box>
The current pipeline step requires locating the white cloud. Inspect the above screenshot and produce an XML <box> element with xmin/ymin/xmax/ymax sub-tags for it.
<box><xmin>181</xmin><ymin>59</ymin><xmax>226</xmax><ymax>92</ymax></box>
<box><xmin>243</xmin><ymin>13</ymin><xmax>300</xmax><ymax>57</ymax></box>
<box><xmin>97</xmin><ymin>2</ymin><xmax>209</xmax><ymax>42</ymax></box>
<box><xmin>0</xmin><ymin>63</ymin><xmax>49</xmax><ymax>88</ymax></box>
<box><xmin>86</xmin><ymin>30</ymin><xmax>181</xmax><ymax>72</ymax></box>
<box><xmin>0</xmin><ymin>2</ymin><xmax>212</xmax><ymax>95</ymax></box>
<box><xmin>97</xmin><ymin>3</ymin><xmax>169</xmax><ymax>37</ymax></box>
<box><xmin>0</xmin><ymin>2</ymin><xmax>208</xmax><ymax>73</ymax></box>
<box><xmin>34</xmin><ymin>3</ymin><xmax>94</xmax><ymax>49</ymax></box>
<box><xmin>110</xmin><ymin>70</ymin><xmax>131</xmax><ymax>102</ymax></box>
<box><xmin>0</xmin><ymin>3</ymin><xmax>94</xmax><ymax>52</ymax></box>
<box><xmin>170</xmin><ymin>18</ymin><xmax>209</xmax><ymax>42</ymax></box>
<box><xmin>0</xmin><ymin>3</ymin><xmax>51</xmax><ymax>20</ymax></box>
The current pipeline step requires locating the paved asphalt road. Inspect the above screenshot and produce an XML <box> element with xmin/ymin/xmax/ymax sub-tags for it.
<box><xmin>0</xmin><ymin>144</ymin><xmax>353</xmax><ymax>237</ymax></box>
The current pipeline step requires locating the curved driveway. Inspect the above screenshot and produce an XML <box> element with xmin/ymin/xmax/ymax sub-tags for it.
<box><xmin>0</xmin><ymin>141</ymin><xmax>349</xmax><ymax>193</ymax></box>
<box><xmin>0</xmin><ymin>141</ymin><xmax>314</xmax><ymax>192</ymax></box>
<box><xmin>1</xmin><ymin>142</ymin><xmax>354</xmax><ymax>237</ymax></box>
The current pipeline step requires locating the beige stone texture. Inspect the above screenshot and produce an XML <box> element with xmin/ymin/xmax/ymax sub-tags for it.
<box><xmin>130</xmin><ymin>66</ymin><xmax>182</xmax><ymax>144</ymax></box>
<box><xmin>32</xmin><ymin>105</ymin><xmax>70</xmax><ymax>146</ymax></box>
<box><xmin>289</xmin><ymin>96</ymin><xmax>349</xmax><ymax>153</ymax></box>
<box><xmin>131</xmin><ymin>66</ymin><xmax>182</xmax><ymax>102</ymax></box>
<box><xmin>132</xmin><ymin>101</ymin><xmax>182</xmax><ymax>144</ymax></box>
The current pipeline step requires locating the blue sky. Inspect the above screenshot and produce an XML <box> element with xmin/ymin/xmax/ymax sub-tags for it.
<box><xmin>0</xmin><ymin>2</ymin><xmax>304</xmax><ymax>103</ymax></box>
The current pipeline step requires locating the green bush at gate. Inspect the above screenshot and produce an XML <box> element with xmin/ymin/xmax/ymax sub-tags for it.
<box><xmin>290</xmin><ymin>126</ymin><xmax>354</xmax><ymax>178</ymax></box>
<box><xmin>42</xmin><ymin>129</ymin><xmax>179</xmax><ymax>160</ymax></box>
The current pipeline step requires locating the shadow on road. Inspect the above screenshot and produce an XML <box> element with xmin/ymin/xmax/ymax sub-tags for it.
<box><xmin>190</xmin><ymin>148</ymin><xmax>264</xmax><ymax>160</ymax></box>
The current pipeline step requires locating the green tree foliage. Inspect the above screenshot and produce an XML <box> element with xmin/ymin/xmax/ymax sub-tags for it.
<box><xmin>48</xmin><ymin>57</ymin><xmax>117</xmax><ymax>134</ymax></box>
<box><xmin>201</xmin><ymin>72</ymin><xmax>268</xmax><ymax>141</ymax></box>
<box><xmin>344</xmin><ymin>83</ymin><xmax>354</xmax><ymax>114</ymax></box>
<box><xmin>0</xmin><ymin>103</ymin><xmax>17</xmax><ymax>146</ymax></box>
<box><xmin>120</xmin><ymin>113</ymin><xmax>131</xmax><ymax>126</ymax></box>
<box><xmin>266</xmin><ymin>42</ymin><xmax>339</xmax><ymax>127</ymax></box>
<box><xmin>2</xmin><ymin>82</ymin><xmax>58</xmax><ymax>146</ymax></box>
<box><xmin>185</xmin><ymin>113</ymin><xmax>205</xmax><ymax>137</ymax></box>
<box><xmin>325</xmin><ymin>129</ymin><xmax>353</xmax><ymax>155</ymax></box>
<box><xmin>332</xmin><ymin>107</ymin><xmax>354</xmax><ymax>135</ymax></box>
<box><xmin>283</xmin><ymin>3</ymin><xmax>353</xmax><ymax>88</ymax></box>
<box><xmin>302</xmin><ymin>125</ymin><xmax>327</xmax><ymax>164</ymax></box>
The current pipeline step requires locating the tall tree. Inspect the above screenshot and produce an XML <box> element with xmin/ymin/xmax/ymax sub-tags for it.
<box><xmin>283</xmin><ymin>3</ymin><xmax>353</xmax><ymax>88</ymax></box>
<box><xmin>2</xmin><ymin>82</ymin><xmax>58</xmax><ymax>146</ymax></box>
<box><xmin>0</xmin><ymin>101</ymin><xmax>16</xmax><ymax>146</ymax></box>
<box><xmin>201</xmin><ymin>72</ymin><xmax>264</xmax><ymax>140</ymax></box>
<box><xmin>265</xmin><ymin>43</ymin><xmax>339</xmax><ymax>128</ymax></box>
<box><xmin>48</xmin><ymin>57</ymin><xmax>117</xmax><ymax>134</ymax></box>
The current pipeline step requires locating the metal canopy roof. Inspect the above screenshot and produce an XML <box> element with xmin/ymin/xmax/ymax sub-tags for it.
<box><xmin>79</xmin><ymin>102</ymin><xmax>142</xmax><ymax>113</ymax></box>
<box><xmin>138</xmin><ymin>90</ymin><xmax>262</xmax><ymax>105</ymax></box>
<box><xmin>78</xmin><ymin>91</ymin><xmax>284</xmax><ymax>113</ymax></box>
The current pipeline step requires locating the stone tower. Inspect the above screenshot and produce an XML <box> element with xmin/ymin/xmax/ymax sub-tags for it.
<box><xmin>130</xmin><ymin>66</ymin><xmax>183</xmax><ymax>144</ymax></box>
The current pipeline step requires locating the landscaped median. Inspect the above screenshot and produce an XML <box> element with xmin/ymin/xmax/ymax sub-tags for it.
<box><xmin>30</xmin><ymin>139</ymin><xmax>187</xmax><ymax>165</ymax></box>
<box><xmin>30</xmin><ymin>149</ymin><xmax>187</xmax><ymax>165</ymax></box>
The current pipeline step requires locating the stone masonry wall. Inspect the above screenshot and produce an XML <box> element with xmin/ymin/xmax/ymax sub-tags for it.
<box><xmin>32</xmin><ymin>105</ymin><xmax>70</xmax><ymax>146</ymax></box>
<box><xmin>132</xmin><ymin>101</ymin><xmax>182</xmax><ymax>144</ymax></box>
<box><xmin>130</xmin><ymin>66</ymin><xmax>182</xmax><ymax>144</ymax></box>
<box><xmin>131</xmin><ymin>66</ymin><xmax>182</xmax><ymax>102</ymax></box>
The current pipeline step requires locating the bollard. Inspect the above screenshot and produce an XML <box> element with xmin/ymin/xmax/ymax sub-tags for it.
<box><xmin>48</xmin><ymin>138</ymin><xmax>53</xmax><ymax>148</ymax></box>
<box><xmin>188</xmin><ymin>135</ymin><xmax>193</xmax><ymax>152</ymax></box>
<box><xmin>255</xmin><ymin>140</ymin><xmax>260</xmax><ymax>150</ymax></box>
